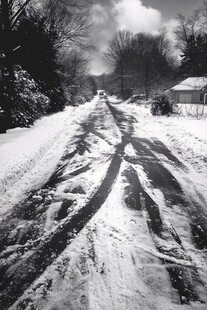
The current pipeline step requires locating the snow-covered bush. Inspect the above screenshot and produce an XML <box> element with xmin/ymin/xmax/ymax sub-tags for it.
<box><xmin>151</xmin><ymin>92</ymin><xmax>173</xmax><ymax>116</ymax></box>
<box><xmin>11</xmin><ymin>66</ymin><xmax>50</xmax><ymax>127</ymax></box>
<box><xmin>126</xmin><ymin>94</ymin><xmax>147</xmax><ymax>104</ymax></box>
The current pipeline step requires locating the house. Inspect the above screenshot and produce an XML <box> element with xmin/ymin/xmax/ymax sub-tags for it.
<box><xmin>170</xmin><ymin>77</ymin><xmax>207</xmax><ymax>104</ymax></box>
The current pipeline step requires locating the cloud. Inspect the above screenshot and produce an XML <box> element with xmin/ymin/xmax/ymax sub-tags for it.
<box><xmin>113</xmin><ymin>0</ymin><xmax>162</xmax><ymax>33</ymax></box>
<box><xmin>92</xmin><ymin>4</ymin><xmax>109</xmax><ymax>25</ymax></box>
<box><xmin>90</xmin><ymin>2</ymin><xmax>118</xmax><ymax>74</ymax></box>
<box><xmin>91</xmin><ymin>3</ymin><xmax>117</xmax><ymax>47</ymax></box>
<box><xmin>164</xmin><ymin>18</ymin><xmax>178</xmax><ymax>42</ymax></box>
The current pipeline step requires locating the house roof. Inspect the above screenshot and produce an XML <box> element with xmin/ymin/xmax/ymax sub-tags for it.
<box><xmin>171</xmin><ymin>77</ymin><xmax>207</xmax><ymax>91</ymax></box>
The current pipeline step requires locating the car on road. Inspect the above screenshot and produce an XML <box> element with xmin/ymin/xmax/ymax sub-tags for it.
<box><xmin>97</xmin><ymin>90</ymin><xmax>107</xmax><ymax>99</ymax></box>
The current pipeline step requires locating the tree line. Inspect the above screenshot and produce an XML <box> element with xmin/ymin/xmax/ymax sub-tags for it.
<box><xmin>104</xmin><ymin>29</ymin><xmax>176</xmax><ymax>99</ymax></box>
<box><xmin>0</xmin><ymin>0</ymin><xmax>95</xmax><ymax>132</ymax></box>
<box><xmin>102</xmin><ymin>1</ymin><xmax>207</xmax><ymax>99</ymax></box>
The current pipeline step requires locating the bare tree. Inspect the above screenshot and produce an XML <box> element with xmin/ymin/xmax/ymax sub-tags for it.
<box><xmin>42</xmin><ymin>0</ymin><xmax>94</xmax><ymax>50</ymax></box>
<box><xmin>104</xmin><ymin>29</ymin><xmax>176</xmax><ymax>98</ymax></box>
<box><xmin>59</xmin><ymin>49</ymin><xmax>89</xmax><ymax>98</ymax></box>
<box><xmin>199</xmin><ymin>1</ymin><xmax>207</xmax><ymax>31</ymax></box>
<box><xmin>174</xmin><ymin>10</ymin><xmax>201</xmax><ymax>53</ymax></box>
<box><xmin>105</xmin><ymin>30</ymin><xmax>133</xmax><ymax>94</ymax></box>
<box><xmin>130</xmin><ymin>33</ymin><xmax>171</xmax><ymax>98</ymax></box>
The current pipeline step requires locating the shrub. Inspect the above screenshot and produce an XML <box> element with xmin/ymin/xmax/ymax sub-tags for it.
<box><xmin>11</xmin><ymin>65</ymin><xmax>50</xmax><ymax>128</ymax></box>
<box><xmin>151</xmin><ymin>92</ymin><xmax>173</xmax><ymax>116</ymax></box>
<box><xmin>44</xmin><ymin>87</ymin><xmax>66</xmax><ymax>113</ymax></box>
<box><xmin>126</xmin><ymin>94</ymin><xmax>147</xmax><ymax>104</ymax></box>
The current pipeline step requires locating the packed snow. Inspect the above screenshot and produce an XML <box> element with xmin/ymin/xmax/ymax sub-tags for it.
<box><xmin>0</xmin><ymin>96</ymin><xmax>207</xmax><ymax>310</ymax></box>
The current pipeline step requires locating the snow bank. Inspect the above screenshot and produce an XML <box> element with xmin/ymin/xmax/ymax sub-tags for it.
<box><xmin>176</xmin><ymin>104</ymin><xmax>207</xmax><ymax>118</ymax></box>
<box><xmin>174</xmin><ymin>118</ymin><xmax>207</xmax><ymax>141</ymax></box>
<box><xmin>107</xmin><ymin>95</ymin><xmax>122</xmax><ymax>104</ymax></box>
<box><xmin>0</xmin><ymin>99</ymin><xmax>97</xmax><ymax>215</ymax></box>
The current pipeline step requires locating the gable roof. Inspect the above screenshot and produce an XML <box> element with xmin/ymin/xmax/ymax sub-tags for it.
<box><xmin>171</xmin><ymin>77</ymin><xmax>207</xmax><ymax>91</ymax></box>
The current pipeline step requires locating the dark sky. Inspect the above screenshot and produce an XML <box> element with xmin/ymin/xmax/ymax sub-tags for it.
<box><xmin>142</xmin><ymin>0</ymin><xmax>203</xmax><ymax>20</ymax></box>
<box><xmin>90</xmin><ymin>0</ymin><xmax>204</xmax><ymax>74</ymax></box>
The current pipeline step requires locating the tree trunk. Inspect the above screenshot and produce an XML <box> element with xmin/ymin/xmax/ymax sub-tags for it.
<box><xmin>1</xmin><ymin>0</ymin><xmax>15</xmax><ymax>129</ymax></box>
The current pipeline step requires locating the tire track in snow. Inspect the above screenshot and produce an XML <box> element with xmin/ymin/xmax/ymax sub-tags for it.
<box><xmin>123</xmin><ymin>165</ymin><xmax>201</xmax><ymax>304</ymax></box>
<box><xmin>1</xmin><ymin>100</ymin><xmax>206</xmax><ymax>308</ymax></box>
<box><xmin>0</xmin><ymin>105</ymin><xmax>125</xmax><ymax>310</ymax></box>
<box><xmin>131</xmin><ymin>138</ymin><xmax>207</xmax><ymax>251</ymax></box>
<box><xmin>0</xmin><ymin>143</ymin><xmax>125</xmax><ymax>310</ymax></box>
<box><xmin>107</xmin><ymin>102</ymin><xmax>205</xmax><ymax>305</ymax></box>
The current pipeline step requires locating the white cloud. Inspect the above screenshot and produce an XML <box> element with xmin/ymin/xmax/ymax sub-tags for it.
<box><xmin>164</xmin><ymin>18</ymin><xmax>178</xmax><ymax>42</ymax></box>
<box><xmin>113</xmin><ymin>0</ymin><xmax>162</xmax><ymax>33</ymax></box>
<box><xmin>91</xmin><ymin>4</ymin><xmax>109</xmax><ymax>25</ymax></box>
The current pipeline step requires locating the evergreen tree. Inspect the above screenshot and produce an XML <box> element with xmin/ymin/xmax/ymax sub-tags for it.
<box><xmin>14</xmin><ymin>12</ymin><xmax>65</xmax><ymax>112</ymax></box>
<box><xmin>179</xmin><ymin>34</ymin><xmax>207</xmax><ymax>76</ymax></box>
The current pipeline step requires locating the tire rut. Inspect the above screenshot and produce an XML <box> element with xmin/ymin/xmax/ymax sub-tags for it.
<box><xmin>1</xmin><ymin>101</ymin><xmax>206</xmax><ymax>308</ymax></box>
<box><xmin>123</xmin><ymin>165</ymin><xmax>202</xmax><ymax>305</ymax></box>
<box><xmin>108</xmin><ymin>103</ymin><xmax>207</xmax><ymax>251</ymax></box>
<box><xmin>107</xmin><ymin>102</ymin><xmax>205</xmax><ymax>305</ymax></box>
<box><xmin>0</xmin><ymin>115</ymin><xmax>126</xmax><ymax>310</ymax></box>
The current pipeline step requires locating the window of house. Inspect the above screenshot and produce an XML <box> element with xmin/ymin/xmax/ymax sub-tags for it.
<box><xmin>200</xmin><ymin>93</ymin><xmax>204</xmax><ymax>102</ymax></box>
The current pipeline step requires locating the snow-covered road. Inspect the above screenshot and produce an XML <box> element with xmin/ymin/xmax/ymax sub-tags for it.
<box><xmin>0</xmin><ymin>97</ymin><xmax>207</xmax><ymax>310</ymax></box>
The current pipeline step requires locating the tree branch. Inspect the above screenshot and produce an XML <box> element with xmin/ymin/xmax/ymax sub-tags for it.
<box><xmin>10</xmin><ymin>0</ymin><xmax>32</xmax><ymax>28</ymax></box>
